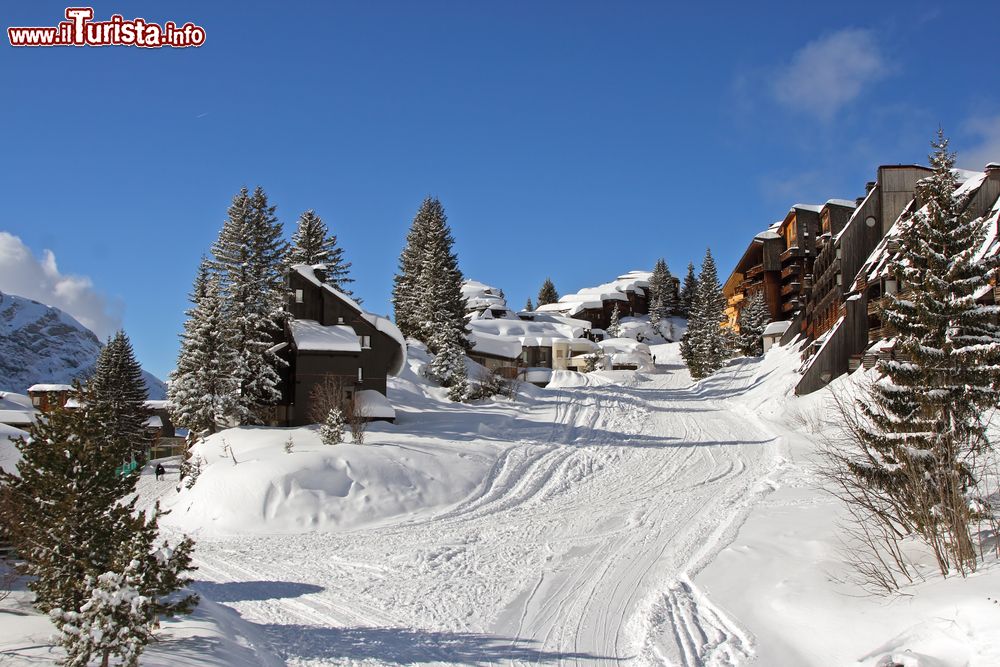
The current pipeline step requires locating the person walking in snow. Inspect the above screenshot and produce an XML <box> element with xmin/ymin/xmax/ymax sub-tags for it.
<box><xmin>155</xmin><ymin>463</ymin><xmax>166</xmax><ymax>481</ymax></box>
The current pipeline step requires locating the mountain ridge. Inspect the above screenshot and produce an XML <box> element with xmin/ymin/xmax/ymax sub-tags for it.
<box><xmin>0</xmin><ymin>290</ymin><xmax>167</xmax><ymax>399</ymax></box>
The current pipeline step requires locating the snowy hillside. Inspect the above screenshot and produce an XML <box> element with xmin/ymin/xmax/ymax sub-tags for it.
<box><xmin>0</xmin><ymin>291</ymin><xmax>165</xmax><ymax>397</ymax></box>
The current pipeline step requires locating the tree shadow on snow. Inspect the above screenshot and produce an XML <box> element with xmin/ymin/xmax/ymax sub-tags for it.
<box><xmin>257</xmin><ymin>623</ymin><xmax>617</xmax><ymax>664</ymax></box>
<box><xmin>191</xmin><ymin>580</ymin><xmax>324</xmax><ymax>603</ymax></box>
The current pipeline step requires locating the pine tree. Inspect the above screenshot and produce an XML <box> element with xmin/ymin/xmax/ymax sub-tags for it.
<box><xmin>648</xmin><ymin>258</ymin><xmax>675</xmax><ymax>333</ymax></box>
<box><xmin>288</xmin><ymin>210</ymin><xmax>355</xmax><ymax>297</ymax></box>
<box><xmin>1</xmin><ymin>386</ymin><xmax>196</xmax><ymax>666</ymax></box>
<box><xmin>392</xmin><ymin>197</ymin><xmax>436</xmax><ymax>339</ymax></box>
<box><xmin>845</xmin><ymin>131</ymin><xmax>1000</xmax><ymax>576</ymax></box>
<box><xmin>524</xmin><ymin>297</ymin><xmax>534</xmax><ymax>312</ymax></box>
<box><xmin>319</xmin><ymin>406</ymin><xmax>345</xmax><ymax>445</ymax></box>
<box><xmin>53</xmin><ymin>505</ymin><xmax>196</xmax><ymax>667</ymax></box>
<box><xmin>210</xmin><ymin>186</ymin><xmax>288</xmax><ymax>424</ymax></box>
<box><xmin>737</xmin><ymin>292</ymin><xmax>770</xmax><ymax>356</ymax></box>
<box><xmin>680</xmin><ymin>249</ymin><xmax>729</xmax><ymax>379</ymax></box>
<box><xmin>88</xmin><ymin>331</ymin><xmax>150</xmax><ymax>462</ymax></box>
<box><xmin>608</xmin><ymin>303</ymin><xmax>622</xmax><ymax>338</ymax></box>
<box><xmin>169</xmin><ymin>259</ymin><xmax>240</xmax><ymax>437</ymax></box>
<box><xmin>415</xmin><ymin>199</ymin><xmax>469</xmax><ymax>353</ymax></box>
<box><xmin>680</xmin><ymin>262</ymin><xmax>698</xmax><ymax>317</ymax></box>
<box><xmin>537</xmin><ymin>278</ymin><xmax>559</xmax><ymax>307</ymax></box>
<box><xmin>428</xmin><ymin>327</ymin><xmax>469</xmax><ymax>400</ymax></box>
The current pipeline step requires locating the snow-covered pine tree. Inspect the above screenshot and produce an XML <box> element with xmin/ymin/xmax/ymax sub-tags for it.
<box><xmin>608</xmin><ymin>303</ymin><xmax>622</xmax><ymax>338</ymax></box>
<box><xmin>680</xmin><ymin>249</ymin><xmax>729</xmax><ymax>379</ymax></box>
<box><xmin>319</xmin><ymin>406</ymin><xmax>345</xmax><ymax>445</ymax></box>
<box><xmin>415</xmin><ymin>199</ymin><xmax>469</xmax><ymax>353</ymax></box>
<box><xmin>537</xmin><ymin>278</ymin><xmax>559</xmax><ymax>307</ymax></box>
<box><xmin>2</xmin><ymin>385</ymin><xmax>197</xmax><ymax>655</ymax></box>
<box><xmin>288</xmin><ymin>209</ymin><xmax>355</xmax><ymax>297</ymax></box>
<box><xmin>53</xmin><ymin>504</ymin><xmax>196</xmax><ymax>667</ymax></box>
<box><xmin>737</xmin><ymin>291</ymin><xmax>770</xmax><ymax>356</ymax></box>
<box><xmin>88</xmin><ymin>330</ymin><xmax>150</xmax><ymax>461</ymax></box>
<box><xmin>524</xmin><ymin>297</ymin><xmax>534</xmax><ymax>312</ymax></box>
<box><xmin>846</xmin><ymin>131</ymin><xmax>1000</xmax><ymax>577</ymax></box>
<box><xmin>169</xmin><ymin>259</ymin><xmax>240</xmax><ymax>436</ymax></box>
<box><xmin>680</xmin><ymin>262</ymin><xmax>698</xmax><ymax>317</ymax></box>
<box><xmin>392</xmin><ymin>197</ymin><xmax>436</xmax><ymax>339</ymax></box>
<box><xmin>432</xmin><ymin>333</ymin><xmax>469</xmax><ymax>401</ymax></box>
<box><xmin>210</xmin><ymin>186</ymin><xmax>289</xmax><ymax>424</ymax></box>
<box><xmin>648</xmin><ymin>258</ymin><xmax>674</xmax><ymax>334</ymax></box>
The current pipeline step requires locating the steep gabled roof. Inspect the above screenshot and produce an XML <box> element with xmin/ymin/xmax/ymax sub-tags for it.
<box><xmin>291</xmin><ymin>264</ymin><xmax>407</xmax><ymax>375</ymax></box>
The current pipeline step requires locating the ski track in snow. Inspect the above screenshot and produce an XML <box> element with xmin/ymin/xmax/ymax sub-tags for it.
<box><xmin>184</xmin><ymin>349</ymin><xmax>783</xmax><ymax>666</ymax></box>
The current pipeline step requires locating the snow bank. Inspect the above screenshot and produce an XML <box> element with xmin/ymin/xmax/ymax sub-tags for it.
<box><xmin>163</xmin><ymin>426</ymin><xmax>493</xmax><ymax>536</ymax></box>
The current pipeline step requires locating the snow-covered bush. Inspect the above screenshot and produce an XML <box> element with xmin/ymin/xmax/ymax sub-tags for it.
<box><xmin>320</xmin><ymin>407</ymin><xmax>345</xmax><ymax>445</ymax></box>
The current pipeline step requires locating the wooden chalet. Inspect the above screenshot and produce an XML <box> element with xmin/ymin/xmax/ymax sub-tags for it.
<box><xmin>282</xmin><ymin>265</ymin><xmax>406</xmax><ymax>426</ymax></box>
<box><xmin>26</xmin><ymin>384</ymin><xmax>75</xmax><ymax>412</ymax></box>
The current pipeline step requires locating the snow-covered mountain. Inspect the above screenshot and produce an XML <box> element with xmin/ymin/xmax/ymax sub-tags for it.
<box><xmin>0</xmin><ymin>291</ymin><xmax>166</xmax><ymax>398</ymax></box>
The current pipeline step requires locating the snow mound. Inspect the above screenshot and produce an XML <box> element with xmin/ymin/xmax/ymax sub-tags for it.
<box><xmin>0</xmin><ymin>422</ymin><xmax>26</xmax><ymax>475</ymax></box>
<box><xmin>163</xmin><ymin>425</ymin><xmax>491</xmax><ymax>536</ymax></box>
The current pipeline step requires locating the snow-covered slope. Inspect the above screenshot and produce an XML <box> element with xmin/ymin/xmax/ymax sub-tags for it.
<box><xmin>0</xmin><ymin>291</ymin><xmax>165</xmax><ymax>397</ymax></box>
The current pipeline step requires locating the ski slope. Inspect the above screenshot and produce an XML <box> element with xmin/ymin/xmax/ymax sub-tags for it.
<box><xmin>185</xmin><ymin>344</ymin><xmax>787</xmax><ymax>666</ymax></box>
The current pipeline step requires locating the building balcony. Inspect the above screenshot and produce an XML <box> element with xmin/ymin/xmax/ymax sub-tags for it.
<box><xmin>781</xmin><ymin>282</ymin><xmax>801</xmax><ymax>297</ymax></box>
<box><xmin>781</xmin><ymin>299</ymin><xmax>799</xmax><ymax>314</ymax></box>
<box><xmin>780</xmin><ymin>246</ymin><xmax>804</xmax><ymax>263</ymax></box>
<box><xmin>746</xmin><ymin>264</ymin><xmax>764</xmax><ymax>279</ymax></box>
<box><xmin>780</xmin><ymin>264</ymin><xmax>801</xmax><ymax>281</ymax></box>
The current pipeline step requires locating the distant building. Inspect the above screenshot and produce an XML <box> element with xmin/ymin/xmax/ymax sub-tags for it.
<box><xmin>535</xmin><ymin>271</ymin><xmax>654</xmax><ymax>330</ymax></box>
<box><xmin>26</xmin><ymin>384</ymin><xmax>74</xmax><ymax>412</ymax></box>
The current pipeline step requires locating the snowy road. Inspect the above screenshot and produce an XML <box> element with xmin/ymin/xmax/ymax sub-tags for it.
<box><xmin>190</xmin><ymin>347</ymin><xmax>784</xmax><ymax>666</ymax></box>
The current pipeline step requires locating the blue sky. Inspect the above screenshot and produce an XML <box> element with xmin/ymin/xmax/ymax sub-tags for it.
<box><xmin>2</xmin><ymin>1</ymin><xmax>999</xmax><ymax>379</ymax></box>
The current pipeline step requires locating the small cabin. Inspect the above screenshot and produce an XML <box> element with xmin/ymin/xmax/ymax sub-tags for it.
<box><xmin>26</xmin><ymin>384</ymin><xmax>75</xmax><ymax>412</ymax></box>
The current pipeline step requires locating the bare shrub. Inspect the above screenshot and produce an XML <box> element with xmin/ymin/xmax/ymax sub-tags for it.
<box><xmin>308</xmin><ymin>375</ymin><xmax>352</xmax><ymax>425</ymax></box>
<box><xmin>346</xmin><ymin>395</ymin><xmax>369</xmax><ymax>445</ymax></box>
<box><xmin>465</xmin><ymin>367</ymin><xmax>518</xmax><ymax>402</ymax></box>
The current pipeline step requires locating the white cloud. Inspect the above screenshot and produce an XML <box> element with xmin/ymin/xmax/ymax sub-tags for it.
<box><xmin>772</xmin><ymin>28</ymin><xmax>887</xmax><ymax>121</ymax></box>
<box><xmin>959</xmin><ymin>114</ymin><xmax>1000</xmax><ymax>170</ymax></box>
<box><xmin>0</xmin><ymin>232</ymin><xmax>122</xmax><ymax>339</ymax></box>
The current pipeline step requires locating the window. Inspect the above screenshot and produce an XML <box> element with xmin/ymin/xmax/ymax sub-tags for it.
<box><xmin>294</xmin><ymin>289</ymin><xmax>303</xmax><ymax>303</ymax></box>
<box><xmin>361</xmin><ymin>335</ymin><xmax>371</xmax><ymax>349</ymax></box>
<box><xmin>338</xmin><ymin>316</ymin><xmax>345</xmax><ymax>324</ymax></box>
<box><xmin>32</xmin><ymin>396</ymin><xmax>40</xmax><ymax>406</ymax></box>
<box><xmin>357</xmin><ymin>367</ymin><xmax>363</xmax><ymax>382</ymax></box>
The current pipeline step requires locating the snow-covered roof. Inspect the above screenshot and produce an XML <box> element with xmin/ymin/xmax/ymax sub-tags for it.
<box><xmin>291</xmin><ymin>264</ymin><xmax>407</xmax><ymax>375</ymax></box>
<box><xmin>353</xmin><ymin>389</ymin><xmax>395</xmax><ymax>419</ymax></box>
<box><xmin>27</xmin><ymin>383</ymin><xmax>73</xmax><ymax>392</ymax></box>
<box><xmin>536</xmin><ymin>271</ymin><xmax>652</xmax><ymax>318</ymax></box>
<box><xmin>468</xmin><ymin>330</ymin><xmax>524</xmax><ymax>359</ymax></box>
<box><xmin>64</xmin><ymin>398</ymin><xmax>82</xmax><ymax>409</ymax></box>
<box><xmin>0</xmin><ymin>409</ymin><xmax>35</xmax><ymax>426</ymax></box>
<box><xmin>290</xmin><ymin>320</ymin><xmax>362</xmax><ymax>353</ymax></box>
<box><xmin>825</xmin><ymin>198</ymin><xmax>857</xmax><ymax>209</ymax></box>
<box><xmin>145</xmin><ymin>399</ymin><xmax>170</xmax><ymax>410</ymax></box>
<box><xmin>791</xmin><ymin>204</ymin><xmax>824</xmax><ymax>213</ymax></box>
<box><xmin>145</xmin><ymin>415</ymin><xmax>163</xmax><ymax>429</ymax></box>
<box><xmin>462</xmin><ymin>279</ymin><xmax>513</xmax><ymax>317</ymax></box>
<box><xmin>763</xmin><ymin>321</ymin><xmax>792</xmax><ymax>337</ymax></box>
<box><xmin>0</xmin><ymin>392</ymin><xmax>34</xmax><ymax>413</ymax></box>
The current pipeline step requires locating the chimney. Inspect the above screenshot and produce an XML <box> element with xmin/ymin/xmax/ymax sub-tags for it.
<box><xmin>865</xmin><ymin>181</ymin><xmax>876</xmax><ymax>194</ymax></box>
<box><xmin>986</xmin><ymin>162</ymin><xmax>1000</xmax><ymax>181</ymax></box>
